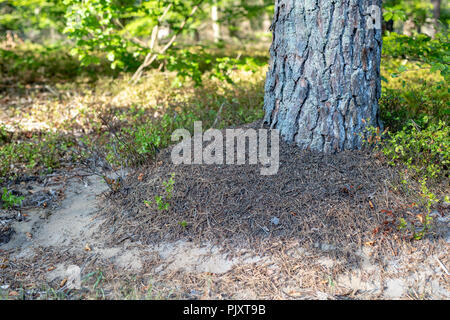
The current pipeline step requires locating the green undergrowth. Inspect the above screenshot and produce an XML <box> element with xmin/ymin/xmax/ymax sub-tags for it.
<box><xmin>0</xmin><ymin>44</ymin><xmax>448</xmax><ymax>225</ymax></box>
<box><xmin>0</xmin><ymin>43</ymin><xmax>267</xmax><ymax>183</ymax></box>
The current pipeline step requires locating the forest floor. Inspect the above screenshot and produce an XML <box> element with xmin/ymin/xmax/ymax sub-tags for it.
<box><xmin>0</xmin><ymin>41</ymin><xmax>448</xmax><ymax>300</ymax></box>
<box><xmin>1</xmin><ymin>122</ymin><xmax>449</xmax><ymax>300</ymax></box>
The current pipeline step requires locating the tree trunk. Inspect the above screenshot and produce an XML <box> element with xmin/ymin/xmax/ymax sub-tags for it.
<box><xmin>211</xmin><ymin>1</ymin><xmax>221</xmax><ymax>42</ymax></box>
<box><xmin>432</xmin><ymin>0</ymin><xmax>441</xmax><ymax>21</ymax></box>
<box><xmin>431</xmin><ymin>0</ymin><xmax>441</xmax><ymax>36</ymax></box>
<box><xmin>264</xmin><ymin>0</ymin><xmax>383</xmax><ymax>153</ymax></box>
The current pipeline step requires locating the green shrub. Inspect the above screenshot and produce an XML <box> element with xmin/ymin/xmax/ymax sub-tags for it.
<box><xmin>381</xmin><ymin>118</ymin><xmax>449</xmax><ymax>181</ymax></box>
<box><xmin>144</xmin><ymin>173</ymin><xmax>175</xmax><ymax>212</ymax></box>
<box><xmin>1</xmin><ymin>187</ymin><xmax>24</xmax><ymax>209</ymax></box>
<box><xmin>380</xmin><ymin>59</ymin><xmax>449</xmax><ymax>131</ymax></box>
<box><xmin>0</xmin><ymin>131</ymin><xmax>77</xmax><ymax>182</ymax></box>
<box><xmin>0</xmin><ymin>43</ymin><xmax>115</xmax><ymax>84</ymax></box>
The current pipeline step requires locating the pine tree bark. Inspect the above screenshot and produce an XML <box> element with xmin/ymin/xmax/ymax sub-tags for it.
<box><xmin>264</xmin><ymin>0</ymin><xmax>383</xmax><ymax>153</ymax></box>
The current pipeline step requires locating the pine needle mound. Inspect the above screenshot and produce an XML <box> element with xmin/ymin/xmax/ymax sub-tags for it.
<box><xmin>99</xmin><ymin>121</ymin><xmax>432</xmax><ymax>260</ymax></box>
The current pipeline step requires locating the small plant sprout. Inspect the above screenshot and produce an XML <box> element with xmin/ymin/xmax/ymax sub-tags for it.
<box><xmin>1</xmin><ymin>188</ymin><xmax>24</xmax><ymax>209</ymax></box>
<box><xmin>145</xmin><ymin>173</ymin><xmax>176</xmax><ymax>212</ymax></box>
<box><xmin>179</xmin><ymin>221</ymin><xmax>187</xmax><ymax>228</ymax></box>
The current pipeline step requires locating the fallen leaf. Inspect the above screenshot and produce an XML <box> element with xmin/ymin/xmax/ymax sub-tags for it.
<box><xmin>137</xmin><ymin>173</ymin><xmax>144</xmax><ymax>181</ymax></box>
<box><xmin>84</xmin><ymin>244</ymin><xmax>92</xmax><ymax>251</ymax></box>
<box><xmin>417</xmin><ymin>214</ymin><xmax>424</xmax><ymax>224</ymax></box>
<box><xmin>60</xmin><ymin>278</ymin><xmax>67</xmax><ymax>287</ymax></box>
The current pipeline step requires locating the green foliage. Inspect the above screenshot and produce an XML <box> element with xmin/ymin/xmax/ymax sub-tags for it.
<box><xmin>397</xmin><ymin>212</ymin><xmax>433</xmax><ymax>240</ymax></box>
<box><xmin>101</xmin><ymin>111</ymin><xmax>198</xmax><ymax>168</ymax></box>
<box><xmin>163</xmin><ymin>46</ymin><xmax>265</xmax><ymax>86</ymax></box>
<box><xmin>380</xmin><ymin>84</ymin><xmax>449</xmax><ymax>132</ymax></box>
<box><xmin>379</xmin><ymin>56</ymin><xmax>449</xmax><ymax>134</ymax></box>
<box><xmin>418</xmin><ymin>176</ymin><xmax>439</xmax><ymax>211</ymax></box>
<box><xmin>63</xmin><ymin>0</ymin><xmax>144</xmax><ymax>71</ymax></box>
<box><xmin>61</xmin><ymin>0</ymin><xmax>267</xmax><ymax>84</ymax></box>
<box><xmin>0</xmin><ymin>124</ymin><xmax>9</xmax><ymax>143</ymax></box>
<box><xmin>145</xmin><ymin>172</ymin><xmax>175</xmax><ymax>211</ymax></box>
<box><xmin>0</xmin><ymin>43</ymin><xmax>115</xmax><ymax>84</ymax></box>
<box><xmin>1</xmin><ymin>187</ymin><xmax>24</xmax><ymax>209</ymax></box>
<box><xmin>0</xmin><ymin>0</ymin><xmax>448</xmax><ymax>251</ymax></box>
<box><xmin>383</xmin><ymin>32</ymin><xmax>449</xmax><ymax>80</ymax></box>
<box><xmin>364</xmin><ymin>116</ymin><xmax>448</xmax><ymax>184</ymax></box>
<box><xmin>0</xmin><ymin>131</ymin><xmax>76</xmax><ymax>182</ymax></box>
<box><xmin>381</xmin><ymin>118</ymin><xmax>449</xmax><ymax>181</ymax></box>
<box><xmin>63</xmin><ymin>0</ymin><xmax>206</xmax><ymax>71</ymax></box>
<box><xmin>363</xmin><ymin>115</ymin><xmax>447</xmax><ymax>241</ymax></box>
<box><xmin>82</xmin><ymin>269</ymin><xmax>106</xmax><ymax>299</ymax></box>
<box><xmin>0</xmin><ymin>42</ymin><xmax>266</xmax><ymax>181</ymax></box>
<box><xmin>179</xmin><ymin>220</ymin><xmax>187</xmax><ymax>228</ymax></box>
<box><xmin>365</xmin><ymin>61</ymin><xmax>448</xmax><ymax>230</ymax></box>
<box><xmin>0</xmin><ymin>0</ymin><xmax>67</xmax><ymax>34</ymax></box>
<box><xmin>383</xmin><ymin>0</ymin><xmax>434</xmax><ymax>27</ymax></box>
<box><xmin>377</xmin><ymin>54</ymin><xmax>449</xmax><ymax>188</ymax></box>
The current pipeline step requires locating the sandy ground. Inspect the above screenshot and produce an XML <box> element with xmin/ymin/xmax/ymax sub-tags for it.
<box><xmin>0</xmin><ymin>168</ymin><xmax>449</xmax><ymax>300</ymax></box>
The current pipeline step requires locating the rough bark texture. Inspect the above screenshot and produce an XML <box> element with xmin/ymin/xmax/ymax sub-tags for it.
<box><xmin>264</xmin><ymin>0</ymin><xmax>383</xmax><ymax>153</ymax></box>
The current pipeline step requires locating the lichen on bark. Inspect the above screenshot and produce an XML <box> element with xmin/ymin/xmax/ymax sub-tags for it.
<box><xmin>264</xmin><ymin>0</ymin><xmax>383</xmax><ymax>153</ymax></box>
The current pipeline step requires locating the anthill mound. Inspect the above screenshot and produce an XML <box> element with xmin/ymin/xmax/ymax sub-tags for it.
<box><xmin>99</xmin><ymin>121</ymin><xmax>429</xmax><ymax>260</ymax></box>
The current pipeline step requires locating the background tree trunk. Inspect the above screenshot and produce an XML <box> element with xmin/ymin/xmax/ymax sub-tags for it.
<box><xmin>432</xmin><ymin>0</ymin><xmax>441</xmax><ymax>21</ymax></box>
<box><xmin>431</xmin><ymin>0</ymin><xmax>441</xmax><ymax>36</ymax></box>
<box><xmin>264</xmin><ymin>0</ymin><xmax>383</xmax><ymax>153</ymax></box>
<box><xmin>211</xmin><ymin>0</ymin><xmax>221</xmax><ymax>42</ymax></box>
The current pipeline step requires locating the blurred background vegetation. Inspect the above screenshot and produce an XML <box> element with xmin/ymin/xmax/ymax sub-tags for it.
<box><xmin>0</xmin><ymin>0</ymin><xmax>448</xmax><ymax>202</ymax></box>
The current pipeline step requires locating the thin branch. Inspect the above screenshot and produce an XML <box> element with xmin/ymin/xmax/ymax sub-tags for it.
<box><xmin>213</xmin><ymin>102</ymin><xmax>226</xmax><ymax>128</ymax></box>
<box><xmin>131</xmin><ymin>1</ymin><xmax>204</xmax><ymax>83</ymax></box>
<box><xmin>150</xmin><ymin>3</ymin><xmax>173</xmax><ymax>50</ymax></box>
